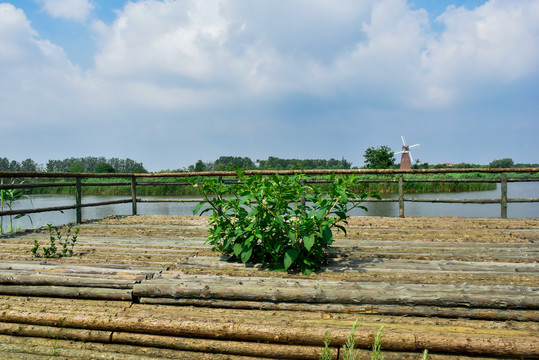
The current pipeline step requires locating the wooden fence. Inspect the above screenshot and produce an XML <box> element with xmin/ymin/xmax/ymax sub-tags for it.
<box><xmin>0</xmin><ymin>168</ymin><xmax>537</xmax><ymax>224</ymax></box>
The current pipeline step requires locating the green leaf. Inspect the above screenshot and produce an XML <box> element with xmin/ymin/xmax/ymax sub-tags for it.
<box><xmin>303</xmin><ymin>234</ymin><xmax>315</xmax><ymax>251</ymax></box>
<box><xmin>288</xmin><ymin>231</ymin><xmax>297</xmax><ymax>242</ymax></box>
<box><xmin>284</xmin><ymin>249</ymin><xmax>298</xmax><ymax>269</ymax></box>
<box><xmin>322</xmin><ymin>227</ymin><xmax>333</xmax><ymax>244</ymax></box>
<box><xmin>192</xmin><ymin>201</ymin><xmax>206</xmax><ymax>215</ymax></box>
<box><xmin>241</xmin><ymin>246</ymin><xmax>253</xmax><ymax>263</ymax></box>
<box><xmin>233</xmin><ymin>243</ymin><xmax>242</xmax><ymax>256</ymax></box>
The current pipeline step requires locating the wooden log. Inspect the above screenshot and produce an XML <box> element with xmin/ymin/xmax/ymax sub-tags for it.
<box><xmin>0</xmin><ymin>335</ymin><xmax>283</xmax><ymax>360</ymax></box>
<box><xmin>0</xmin><ymin>273</ymin><xmax>140</xmax><ymax>289</ymax></box>
<box><xmin>0</xmin><ymin>285</ymin><xmax>132</xmax><ymax>300</ymax></box>
<box><xmin>182</xmin><ymin>256</ymin><xmax>539</xmax><ymax>274</ymax></box>
<box><xmin>0</xmin><ymin>322</ymin><xmax>112</xmax><ymax>343</ymax></box>
<box><xmin>139</xmin><ymin>298</ymin><xmax>539</xmax><ymax>322</ymax></box>
<box><xmin>134</xmin><ymin>275</ymin><xmax>539</xmax><ymax>309</ymax></box>
<box><xmin>0</xmin><ymin>295</ymin><xmax>131</xmax><ymax>311</ymax></box>
<box><xmin>113</xmin><ymin>331</ymin><xmax>336</xmax><ymax>360</ymax></box>
<box><xmin>0</xmin><ymin>262</ymin><xmax>156</xmax><ymax>276</ymax></box>
<box><xmin>0</xmin><ymin>342</ymin><xmax>187</xmax><ymax>360</ymax></box>
<box><xmin>0</xmin><ymin>308</ymin><xmax>537</xmax><ymax>358</ymax></box>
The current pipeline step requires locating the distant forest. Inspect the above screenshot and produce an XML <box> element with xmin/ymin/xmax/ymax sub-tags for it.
<box><xmin>177</xmin><ymin>156</ymin><xmax>353</xmax><ymax>172</ymax></box>
<box><xmin>0</xmin><ymin>157</ymin><xmax>147</xmax><ymax>173</ymax></box>
<box><xmin>0</xmin><ymin>155</ymin><xmax>537</xmax><ymax>174</ymax></box>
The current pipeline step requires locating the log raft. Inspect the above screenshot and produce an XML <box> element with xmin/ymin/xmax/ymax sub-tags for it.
<box><xmin>0</xmin><ymin>215</ymin><xmax>537</xmax><ymax>359</ymax></box>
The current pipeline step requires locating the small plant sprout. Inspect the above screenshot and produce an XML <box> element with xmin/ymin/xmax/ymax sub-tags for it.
<box><xmin>32</xmin><ymin>223</ymin><xmax>79</xmax><ymax>258</ymax></box>
<box><xmin>1</xmin><ymin>178</ymin><xmax>33</xmax><ymax>234</ymax></box>
<box><xmin>371</xmin><ymin>326</ymin><xmax>385</xmax><ymax>360</ymax></box>
<box><xmin>320</xmin><ymin>331</ymin><xmax>334</xmax><ymax>360</ymax></box>
<box><xmin>342</xmin><ymin>319</ymin><xmax>360</xmax><ymax>360</ymax></box>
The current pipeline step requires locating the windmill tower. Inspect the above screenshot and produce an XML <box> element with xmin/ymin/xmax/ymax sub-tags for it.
<box><xmin>395</xmin><ymin>136</ymin><xmax>420</xmax><ymax>170</ymax></box>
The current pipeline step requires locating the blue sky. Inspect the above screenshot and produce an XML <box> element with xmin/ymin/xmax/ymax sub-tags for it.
<box><xmin>1</xmin><ymin>0</ymin><xmax>538</xmax><ymax>171</ymax></box>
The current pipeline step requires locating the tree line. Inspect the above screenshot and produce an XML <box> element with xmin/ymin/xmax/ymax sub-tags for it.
<box><xmin>179</xmin><ymin>156</ymin><xmax>353</xmax><ymax>172</ymax></box>
<box><xmin>0</xmin><ymin>157</ymin><xmax>147</xmax><ymax>173</ymax></box>
<box><xmin>2</xmin><ymin>152</ymin><xmax>536</xmax><ymax>174</ymax></box>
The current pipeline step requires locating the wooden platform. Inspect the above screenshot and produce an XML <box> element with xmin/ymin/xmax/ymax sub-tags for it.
<box><xmin>0</xmin><ymin>215</ymin><xmax>537</xmax><ymax>359</ymax></box>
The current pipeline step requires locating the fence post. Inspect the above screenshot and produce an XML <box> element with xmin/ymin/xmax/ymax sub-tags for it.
<box><xmin>501</xmin><ymin>173</ymin><xmax>508</xmax><ymax>219</ymax></box>
<box><xmin>75</xmin><ymin>177</ymin><xmax>82</xmax><ymax>224</ymax></box>
<box><xmin>131</xmin><ymin>176</ymin><xmax>137</xmax><ymax>215</ymax></box>
<box><xmin>398</xmin><ymin>174</ymin><xmax>404</xmax><ymax>218</ymax></box>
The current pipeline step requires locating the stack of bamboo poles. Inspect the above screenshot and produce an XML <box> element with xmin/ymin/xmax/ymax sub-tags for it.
<box><xmin>136</xmin><ymin>272</ymin><xmax>539</xmax><ymax>322</ymax></box>
<box><xmin>1</xmin><ymin>295</ymin><xmax>538</xmax><ymax>359</ymax></box>
<box><xmin>0</xmin><ymin>215</ymin><xmax>537</xmax><ymax>359</ymax></box>
<box><xmin>0</xmin><ymin>262</ymin><xmax>155</xmax><ymax>301</ymax></box>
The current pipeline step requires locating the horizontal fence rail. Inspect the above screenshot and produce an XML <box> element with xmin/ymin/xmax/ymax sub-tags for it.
<box><xmin>1</xmin><ymin>168</ymin><xmax>538</xmax><ymax>226</ymax></box>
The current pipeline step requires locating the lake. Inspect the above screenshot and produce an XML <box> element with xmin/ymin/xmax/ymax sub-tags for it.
<box><xmin>1</xmin><ymin>182</ymin><xmax>537</xmax><ymax>231</ymax></box>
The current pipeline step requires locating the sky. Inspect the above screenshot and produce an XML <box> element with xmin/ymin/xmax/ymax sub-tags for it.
<box><xmin>0</xmin><ymin>0</ymin><xmax>538</xmax><ymax>172</ymax></box>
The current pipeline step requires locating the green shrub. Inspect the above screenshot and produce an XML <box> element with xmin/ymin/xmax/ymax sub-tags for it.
<box><xmin>191</xmin><ymin>171</ymin><xmax>378</xmax><ymax>275</ymax></box>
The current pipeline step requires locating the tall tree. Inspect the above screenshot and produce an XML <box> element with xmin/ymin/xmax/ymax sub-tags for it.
<box><xmin>489</xmin><ymin>158</ymin><xmax>514</xmax><ymax>168</ymax></box>
<box><xmin>363</xmin><ymin>146</ymin><xmax>396</xmax><ymax>169</ymax></box>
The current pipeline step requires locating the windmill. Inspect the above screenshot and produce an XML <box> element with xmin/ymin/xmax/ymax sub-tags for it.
<box><xmin>394</xmin><ymin>136</ymin><xmax>420</xmax><ymax>170</ymax></box>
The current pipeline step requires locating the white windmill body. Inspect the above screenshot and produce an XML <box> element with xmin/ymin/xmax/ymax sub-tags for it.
<box><xmin>394</xmin><ymin>136</ymin><xmax>420</xmax><ymax>170</ymax></box>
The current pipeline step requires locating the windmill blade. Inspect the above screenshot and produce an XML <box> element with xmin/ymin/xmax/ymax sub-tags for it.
<box><xmin>394</xmin><ymin>150</ymin><xmax>404</xmax><ymax>155</ymax></box>
<box><xmin>401</xmin><ymin>136</ymin><xmax>407</xmax><ymax>146</ymax></box>
<box><xmin>409</xmin><ymin>152</ymin><xmax>414</xmax><ymax>164</ymax></box>
<box><xmin>409</xmin><ymin>144</ymin><xmax>420</xmax><ymax>149</ymax></box>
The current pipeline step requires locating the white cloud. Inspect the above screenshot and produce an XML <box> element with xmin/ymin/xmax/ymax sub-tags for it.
<box><xmin>0</xmin><ymin>3</ymin><xmax>82</xmax><ymax>127</ymax></box>
<box><xmin>37</xmin><ymin>0</ymin><xmax>94</xmax><ymax>21</ymax></box>
<box><xmin>420</xmin><ymin>0</ymin><xmax>539</xmax><ymax>105</ymax></box>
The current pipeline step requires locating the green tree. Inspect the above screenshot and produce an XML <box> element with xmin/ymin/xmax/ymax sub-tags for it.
<box><xmin>194</xmin><ymin>160</ymin><xmax>207</xmax><ymax>172</ymax></box>
<box><xmin>363</xmin><ymin>146</ymin><xmax>395</xmax><ymax>169</ymax></box>
<box><xmin>94</xmin><ymin>163</ymin><xmax>116</xmax><ymax>173</ymax></box>
<box><xmin>489</xmin><ymin>158</ymin><xmax>514</xmax><ymax>168</ymax></box>
<box><xmin>21</xmin><ymin>158</ymin><xmax>38</xmax><ymax>172</ymax></box>
<box><xmin>67</xmin><ymin>161</ymin><xmax>85</xmax><ymax>173</ymax></box>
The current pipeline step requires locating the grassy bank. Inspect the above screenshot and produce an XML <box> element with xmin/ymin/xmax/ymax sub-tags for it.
<box><xmin>22</xmin><ymin>173</ymin><xmax>504</xmax><ymax>197</ymax></box>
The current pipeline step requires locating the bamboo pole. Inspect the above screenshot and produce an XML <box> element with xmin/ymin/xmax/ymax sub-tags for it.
<box><xmin>133</xmin><ymin>275</ymin><xmax>539</xmax><ymax>309</ymax></box>
<box><xmin>131</xmin><ymin>176</ymin><xmax>137</xmax><ymax>216</ymax></box>
<box><xmin>0</xmin><ymin>308</ymin><xmax>537</xmax><ymax>357</ymax></box>
<box><xmin>0</xmin><ymin>285</ymin><xmax>132</xmax><ymax>300</ymax></box>
<box><xmin>76</xmin><ymin>177</ymin><xmax>82</xmax><ymax>224</ymax></box>
<box><xmin>112</xmin><ymin>331</ymin><xmax>336</xmax><ymax>360</ymax></box>
<box><xmin>398</xmin><ymin>174</ymin><xmax>404</xmax><ymax>217</ymax></box>
<box><xmin>138</xmin><ymin>298</ymin><xmax>539</xmax><ymax>322</ymax></box>
<box><xmin>501</xmin><ymin>173</ymin><xmax>508</xmax><ymax>218</ymax></box>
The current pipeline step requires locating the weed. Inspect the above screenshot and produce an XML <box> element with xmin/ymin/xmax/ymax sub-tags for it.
<box><xmin>371</xmin><ymin>326</ymin><xmax>385</xmax><ymax>360</ymax></box>
<box><xmin>0</xmin><ymin>178</ymin><xmax>32</xmax><ymax>234</ymax></box>
<box><xmin>32</xmin><ymin>223</ymin><xmax>79</xmax><ymax>258</ymax></box>
<box><xmin>320</xmin><ymin>331</ymin><xmax>334</xmax><ymax>360</ymax></box>
<box><xmin>342</xmin><ymin>320</ymin><xmax>360</xmax><ymax>360</ymax></box>
<box><xmin>320</xmin><ymin>324</ymin><xmax>428</xmax><ymax>360</ymax></box>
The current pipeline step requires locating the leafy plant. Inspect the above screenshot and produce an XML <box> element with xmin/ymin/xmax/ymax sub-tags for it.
<box><xmin>1</xmin><ymin>178</ymin><xmax>32</xmax><ymax>234</ymax></box>
<box><xmin>191</xmin><ymin>170</ymin><xmax>378</xmax><ymax>275</ymax></box>
<box><xmin>32</xmin><ymin>223</ymin><xmax>79</xmax><ymax>258</ymax></box>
